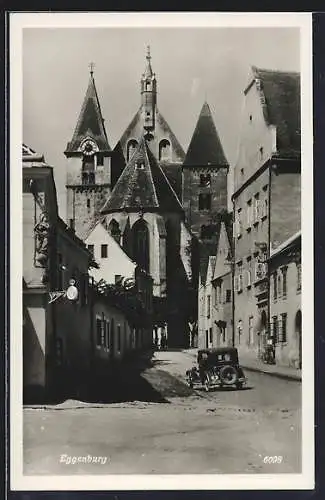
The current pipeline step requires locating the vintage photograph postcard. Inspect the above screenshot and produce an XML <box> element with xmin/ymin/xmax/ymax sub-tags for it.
<box><xmin>10</xmin><ymin>11</ymin><xmax>314</xmax><ymax>491</ymax></box>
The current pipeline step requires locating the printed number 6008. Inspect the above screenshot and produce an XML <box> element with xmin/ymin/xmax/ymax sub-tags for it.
<box><xmin>263</xmin><ymin>456</ymin><xmax>283</xmax><ymax>464</ymax></box>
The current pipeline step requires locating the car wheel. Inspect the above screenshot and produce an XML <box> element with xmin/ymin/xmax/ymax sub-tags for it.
<box><xmin>219</xmin><ymin>365</ymin><xmax>238</xmax><ymax>386</ymax></box>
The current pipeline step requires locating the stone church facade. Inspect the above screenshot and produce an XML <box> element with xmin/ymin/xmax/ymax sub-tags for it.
<box><xmin>64</xmin><ymin>48</ymin><xmax>229</xmax><ymax>347</ymax></box>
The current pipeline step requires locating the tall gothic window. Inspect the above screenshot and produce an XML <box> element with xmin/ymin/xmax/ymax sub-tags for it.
<box><xmin>109</xmin><ymin>219</ymin><xmax>121</xmax><ymax>244</ymax></box>
<box><xmin>132</xmin><ymin>219</ymin><xmax>149</xmax><ymax>272</ymax></box>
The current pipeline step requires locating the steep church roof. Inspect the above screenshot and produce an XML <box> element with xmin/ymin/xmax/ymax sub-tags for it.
<box><xmin>118</xmin><ymin>108</ymin><xmax>185</xmax><ymax>162</ymax></box>
<box><xmin>65</xmin><ymin>70</ymin><xmax>111</xmax><ymax>153</ymax></box>
<box><xmin>183</xmin><ymin>102</ymin><xmax>228</xmax><ymax>167</ymax></box>
<box><xmin>252</xmin><ymin>67</ymin><xmax>300</xmax><ymax>157</ymax></box>
<box><xmin>101</xmin><ymin>135</ymin><xmax>183</xmax><ymax>213</ymax></box>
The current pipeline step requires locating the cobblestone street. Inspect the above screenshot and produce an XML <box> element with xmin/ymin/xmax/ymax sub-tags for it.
<box><xmin>23</xmin><ymin>350</ymin><xmax>301</xmax><ymax>475</ymax></box>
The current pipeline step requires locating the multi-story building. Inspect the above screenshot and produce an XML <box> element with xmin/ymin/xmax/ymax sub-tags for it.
<box><xmin>23</xmin><ymin>145</ymin><xmax>94</xmax><ymax>402</ymax></box>
<box><xmin>211</xmin><ymin>220</ymin><xmax>233</xmax><ymax>348</ymax></box>
<box><xmin>269</xmin><ymin>232</ymin><xmax>301</xmax><ymax>368</ymax></box>
<box><xmin>198</xmin><ymin>219</ymin><xmax>233</xmax><ymax>349</ymax></box>
<box><xmin>232</xmin><ymin>66</ymin><xmax>300</xmax><ymax>362</ymax></box>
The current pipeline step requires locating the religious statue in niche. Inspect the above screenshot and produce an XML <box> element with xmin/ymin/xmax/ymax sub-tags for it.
<box><xmin>34</xmin><ymin>211</ymin><xmax>50</xmax><ymax>267</ymax></box>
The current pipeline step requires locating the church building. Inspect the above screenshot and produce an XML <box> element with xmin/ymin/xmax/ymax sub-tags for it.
<box><xmin>64</xmin><ymin>48</ymin><xmax>229</xmax><ymax>347</ymax></box>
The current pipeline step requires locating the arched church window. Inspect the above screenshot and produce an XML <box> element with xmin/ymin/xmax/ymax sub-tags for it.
<box><xmin>132</xmin><ymin>219</ymin><xmax>149</xmax><ymax>272</ymax></box>
<box><xmin>109</xmin><ymin>219</ymin><xmax>121</xmax><ymax>244</ymax></box>
<box><xmin>127</xmin><ymin>140</ymin><xmax>138</xmax><ymax>161</ymax></box>
<box><xmin>159</xmin><ymin>139</ymin><xmax>171</xmax><ymax>161</ymax></box>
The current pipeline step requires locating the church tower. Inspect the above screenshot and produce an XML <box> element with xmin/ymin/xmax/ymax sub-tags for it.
<box><xmin>141</xmin><ymin>46</ymin><xmax>157</xmax><ymax>132</ymax></box>
<box><xmin>182</xmin><ymin>101</ymin><xmax>229</xmax><ymax>242</ymax></box>
<box><xmin>65</xmin><ymin>65</ymin><xmax>112</xmax><ymax>238</ymax></box>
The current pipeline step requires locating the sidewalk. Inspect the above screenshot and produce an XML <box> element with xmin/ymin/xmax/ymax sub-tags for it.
<box><xmin>182</xmin><ymin>348</ymin><xmax>301</xmax><ymax>382</ymax></box>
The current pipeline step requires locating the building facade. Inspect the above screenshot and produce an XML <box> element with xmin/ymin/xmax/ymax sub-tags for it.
<box><xmin>23</xmin><ymin>145</ymin><xmax>94</xmax><ymax>402</ymax></box>
<box><xmin>269</xmin><ymin>232</ymin><xmax>301</xmax><ymax>368</ymax></box>
<box><xmin>232</xmin><ymin>66</ymin><xmax>300</xmax><ymax>362</ymax></box>
<box><xmin>197</xmin><ymin>220</ymin><xmax>233</xmax><ymax>349</ymax></box>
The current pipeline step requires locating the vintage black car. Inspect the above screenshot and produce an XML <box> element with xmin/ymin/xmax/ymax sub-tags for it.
<box><xmin>186</xmin><ymin>347</ymin><xmax>247</xmax><ymax>391</ymax></box>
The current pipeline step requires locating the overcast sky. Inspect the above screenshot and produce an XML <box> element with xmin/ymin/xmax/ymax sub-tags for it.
<box><xmin>23</xmin><ymin>27</ymin><xmax>300</xmax><ymax>218</ymax></box>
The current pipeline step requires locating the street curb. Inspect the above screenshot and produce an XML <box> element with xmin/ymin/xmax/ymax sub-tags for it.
<box><xmin>242</xmin><ymin>365</ymin><xmax>301</xmax><ymax>382</ymax></box>
<box><xmin>182</xmin><ymin>350</ymin><xmax>301</xmax><ymax>382</ymax></box>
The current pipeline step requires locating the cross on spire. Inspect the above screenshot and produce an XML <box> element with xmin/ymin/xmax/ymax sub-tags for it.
<box><xmin>146</xmin><ymin>45</ymin><xmax>151</xmax><ymax>61</ymax></box>
<box><xmin>89</xmin><ymin>62</ymin><xmax>95</xmax><ymax>76</ymax></box>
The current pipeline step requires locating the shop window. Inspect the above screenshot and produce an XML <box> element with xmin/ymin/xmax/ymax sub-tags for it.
<box><xmin>279</xmin><ymin>313</ymin><xmax>287</xmax><ymax>343</ymax></box>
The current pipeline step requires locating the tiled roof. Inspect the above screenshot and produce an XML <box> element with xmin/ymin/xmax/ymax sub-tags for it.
<box><xmin>100</xmin><ymin>135</ymin><xmax>183</xmax><ymax>213</ymax></box>
<box><xmin>65</xmin><ymin>73</ymin><xmax>111</xmax><ymax>153</ymax></box>
<box><xmin>160</xmin><ymin>163</ymin><xmax>182</xmax><ymax>201</ymax></box>
<box><xmin>252</xmin><ymin>66</ymin><xmax>301</xmax><ymax>157</ymax></box>
<box><xmin>270</xmin><ymin>230</ymin><xmax>301</xmax><ymax>258</ymax></box>
<box><xmin>183</xmin><ymin>102</ymin><xmax>228</xmax><ymax>167</ymax></box>
<box><xmin>22</xmin><ymin>144</ymin><xmax>48</xmax><ymax>167</ymax></box>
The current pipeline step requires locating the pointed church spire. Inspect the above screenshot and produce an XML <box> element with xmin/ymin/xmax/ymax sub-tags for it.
<box><xmin>183</xmin><ymin>101</ymin><xmax>228</xmax><ymax>166</ymax></box>
<box><xmin>65</xmin><ymin>66</ymin><xmax>111</xmax><ymax>154</ymax></box>
<box><xmin>140</xmin><ymin>46</ymin><xmax>157</xmax><ymax>131</ymax></box>
<box><xmin>143</xmin><ymin>45</ymin><xmax>153</xmax><ymax>79</ymax></box>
